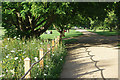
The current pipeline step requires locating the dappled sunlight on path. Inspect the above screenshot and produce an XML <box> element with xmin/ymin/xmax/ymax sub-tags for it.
<box><xmin>60</xmin><ymin>29</ymin><xmax>118</xmax><ymax>79</ymax></box>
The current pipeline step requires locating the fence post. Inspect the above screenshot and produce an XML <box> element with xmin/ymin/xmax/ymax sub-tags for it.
<box><xmin>24</xmin><ymin>57</ymin><xmax>31</xmax><ymax>79</ymax></box>
<box><xmin>55</xmin><ymin>38</ymin><xmax>58</xmax><ymax>48</ymax></box>
<box><xmin>52</xmin><ymin>40</ymin><xmax>54</xmax><ymax>54</ymax></box>
<box><xmin>57</xmin><ymin>36</ymin><xmax>60</xmax><ymax>45</ymax></box>
<box><xmin>39</xmin><ymin>48</ymin><xmax>44</xmax><ymax>69</ymax></box>
<box><xmin>47</xmin><ymin>44</ymin><xmax>50</xmax><ymax>56</ymax></box>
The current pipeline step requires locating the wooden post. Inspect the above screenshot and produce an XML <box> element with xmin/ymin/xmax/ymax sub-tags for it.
<box><xmin>46</xmin><ymin>39</ymin><xmax>48</xmax><ymax>42</ymax></box>
<box><xmin>39</xmin><ymin>48</ymin><xmax>44</xmax><ymax>69</ymax></box>
<box><xmin>24</xmin><ymin>57</ymin><xmax>31</xmax><ymax>79</ymax></box>
<box><xmin>47</xmin><ymin>44</ymin><xmax>50</xmax><ymax>56</ymax></box>
<box><xmin>57</xmin><ymin>36</ymin><xmax>60</xmax><ymax>46</ymax></box>
<box><xmin>55</xmin><ymin>38</ymin><xmax>58</xmax><ymax>48</ymax></box>
<box><xmin>52</xmin><ymin>40</ymin><xmax>54</xmax><ymax>54</ymax></box>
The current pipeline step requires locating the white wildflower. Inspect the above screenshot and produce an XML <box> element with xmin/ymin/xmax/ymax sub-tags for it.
<box><xmin>5</xmin><ymin>45</ymin><xmax>8</xmax><ymax>49</ymax></box>
<box><xmin>6</xmin><ymin>70</ymin><xmax>8</xmax><ymax>72</ymax></box>
<box><xmin>44</xmin><ymin>73</ymin><xmax>47</xmax><ymax>76</ymax></box>
<box><xmin>14</xmin><ymin>36</ymin><xmax>17</xmax><ymax>39</ymax></box>
<box><xmin>60</xmin><ymin>59</ymin><xmax>62</xmax><ymax>61</ymax></box>
<box><xmin>37</xmin><ymin>65</ymin><xmax>39</xmax><ymax>68</ymax></box>
<box><xmin>32</xmin><ymin>43</ymin><xmax>35</xmax><ymax>44</ymax></box>
<box><xmin>18</xmin><ymin>50</ymin><xmax>22</xmax><ymax>52</ymax></box>
<box><xmin>17</xmin><ymin>38</ymin><xmax>20</xmax><ymax>40</ymax></box>
<box><xmin>10</xmin><ymin>69</ymin><xmax>14</xmax><ymax>74</ymax></box>
<box><xmin>19</xmin><ymin>35</ymin><xmax>20</xmax><ymax>37</ymax></box>
<box><xmin>23</xmin><ymin>42</ymin><xmax>25</xmax><ymax>44</ymax></box>
<box><xmin>37</xmin><ymin>73</ymin><xmax>39</xmax><ymax>75</ymax></box>
<box><xmin>11</xmin><ymin>50</ymin><xmax>15</xmax><ymax>53</ymax></box>
<box><xmin>8</xmin><ymin>54</ymin><xmax>10</xmax><ymax>56</ymax></box>
<box><xmin>48</xmin><ymin>48</ymin><xmax>50</xmax><ymax>50</ymax></box>
<box><xmin>7</xmin><ymin>38</ymin><xmax>10</xmax><ymax>41</ymax></box>
<box><xmin>6</xmin><ymin>56</ymin><xmax>8</xmax><ymax>58</ymax></box>
<box><xmin>23</xmin><ymin>51</ymin><xmax>26</xmax><ymax>54</ymax></box>
<box><xmin>14</xmin><ymin>57</ymin><xmax>18</xmax><ymax>60</ymax></box>
<box><xmin>52</xmin><ymin>54</ymin><xmax>54</xmax><ymax>56</ymax></box>
<box><xmin>34</xmin><ymin>57</ymin><xmax>38</xmax><ymax>62</ymax></box>
<box><xmin>0</xmin><ymin>74</ymin><xmax>5</xmax><ymax>77</ymax></box>
<box><xmin>46</xmin><ymin>65</ymin><xmax>49</xmax><ymax>68</ymax></box>
<box><xmin>40</xmin><ymin>42</ymin><xmax>43</xmax><ymax>44</ymax></box>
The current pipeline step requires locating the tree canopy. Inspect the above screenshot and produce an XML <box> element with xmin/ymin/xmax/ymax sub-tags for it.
<box><xmin>2</xmin><ymin>2</ymin><xmax>118</xmax><ymax>38</ymax></box>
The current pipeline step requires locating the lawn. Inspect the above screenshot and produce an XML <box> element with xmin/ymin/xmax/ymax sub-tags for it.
<box><xmin>40</xmin><ymin>30</ymin><xmax>83</xmax><ymax>40</ymax></box>
<box><xmin>0</xmin><ymin>27</ymin><xmax>5</xmax><ymax>40</ymax></box>
<box><xmin>87</xmin><ymin>29</ymin><xmax>119</xmax><ymax>36</ymax></box>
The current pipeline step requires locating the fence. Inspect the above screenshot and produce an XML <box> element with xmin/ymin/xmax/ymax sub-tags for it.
<box><xmin>19</xmin><ymin>36</ymin><xmax>60</xmax><ymax>80</ymax></box>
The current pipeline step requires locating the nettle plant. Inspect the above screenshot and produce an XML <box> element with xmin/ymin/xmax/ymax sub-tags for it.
<box><xmin>2</xmin><ymin>37</ymin><xmax>66</xmax><ymax>79</ymax></box>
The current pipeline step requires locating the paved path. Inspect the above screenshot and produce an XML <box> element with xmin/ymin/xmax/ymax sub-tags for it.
<box><xmin>60</xmin><ymin>29</ymin><xmax>119</xmax><ymax>79</ymax></box>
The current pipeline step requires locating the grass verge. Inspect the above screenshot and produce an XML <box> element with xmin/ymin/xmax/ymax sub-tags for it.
<box><xmin>87</xmin><ymin>29</ymin><xmax>119</xmax><ymax>36</ymax></box>
<box><xmin>0</xmin><ymin>27</ymin><xmax>5</xmax><ymax>40</ymax></box>
<box><xmin>40</xmin><ymin>30</ymin><xmax>83</xmax><ymax>40</ymax></box>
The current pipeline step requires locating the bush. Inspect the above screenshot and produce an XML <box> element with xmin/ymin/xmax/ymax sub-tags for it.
<box><xmin>1</xmin><ymin>37</ymin><xmax>67</xmax><ymax>79</ymax></box>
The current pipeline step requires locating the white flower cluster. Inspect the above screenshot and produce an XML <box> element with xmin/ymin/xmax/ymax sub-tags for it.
<box><xmin>46</xmin><ymin>65</ymin><xmax>49</xmax><ymax>68</ymax></box>
<box><xmin>44</xmin><ymin>73</ymin><xmax>47</xmax><ymax>76</ymax></box>
<box><xmin>6</xmin><ymin>54</ymin><xmax>10</xmax><ymax>58</ymax></box>
<box><xmin>23</xmin><ymin>51</ymin><xmax>26</xmax><ymax>54</ymax></box>
<box><xmin>0</xmin><ymin>74</ymin><xmax>5</xmax><ymax>78</ymax></box>
<box><xmin>14</xmin><ymin>36</ymin><xmax>17</xmax><ymax>39</ymax></box>
<box><xmin>40</xmin><ymin>42</ymin><xmax>43</xmax><ymax>44</ymax></box>
<box><xmin>11</xmin><ymin>50</ymin><xmax>15</xmax><ymax>53</ymax></box>
<box><xmin>34</xmin><ymin>57</ymin><xmax>38</xmax><ymax>62</ymax></box>
<box><xmin>3</xmin><ymin>45</ymin><xmax>8</xmax><ymax>49</ymax></box>
<box><xmin>10</xmin><ymin>69</ymin><xmax>14</xmax><ymax>74</ymax></box>
<box><xmin>18</xmin><ymin>50</ymin><xmax>22</xmax><ymax>52</ymax></box>
<box><xmin>14</xmin><ymin>57</ymin><xmax>18</xmax><ymax>60</ymax></box>
<box><xmin>7</xmin><ymin>38</ymin><xmax>10</xmax><ymax>41</ymax></box>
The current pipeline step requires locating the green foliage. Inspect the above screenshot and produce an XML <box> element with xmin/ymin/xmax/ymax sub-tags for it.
<box><xmin>2</xmin><ymin>2</ymin><xmax>112</xmax><ymax>38</ymax></box>
<box><xmin>104</xmin><ymin>10</ymin><xmax>118</xmax><ymax>31</ymax></box>
<box><xmin>2</xmin><ymin>37</ymin><xmax>67</xmax><ymax>79</ymax></box>
<box><xmin>2</xmin><ymin>2</ymin><xmax>73</xmax><ymax>38</ymax></box>
<box><xmin>0</xmin><ymin>27</ymin><xmax>5</xmax><ymax>40</ymax></box>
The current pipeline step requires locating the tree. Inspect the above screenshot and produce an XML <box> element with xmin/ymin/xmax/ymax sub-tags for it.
<box><xmin>2</xmin><ymin>2</ymin><xmax>111</xmax><ymax>39</ymax></box>
<box><xmin>115</xmin><ymin>2</ymin><xmax>120</xmax><ymax>31</ymax></box>
<box><xmin>2</xmin><ymin>2</ymin><xmax>73</xmax><ymax>38</ymax></box>
<box><xmin>104</xmin><ymin>10</ymin><xmax>118</xmax><ymax>32</ymax></box>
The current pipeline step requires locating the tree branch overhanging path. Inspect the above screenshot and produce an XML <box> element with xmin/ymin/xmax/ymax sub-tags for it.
<box><xmin>60</xmin><ymin>29</ymin><xmax>118</xmax><ymax>79</ymax></box>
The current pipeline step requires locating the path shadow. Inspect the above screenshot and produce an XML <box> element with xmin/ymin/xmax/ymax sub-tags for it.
<box><xmin>61</xmin><ymin>31</ymin><xmax>118</xmax><ymax>78</ymax></box>
<box><xmin>63</xmin><ymin>34</ymin><xmax>118</xmax><ymax>48</ymax></box>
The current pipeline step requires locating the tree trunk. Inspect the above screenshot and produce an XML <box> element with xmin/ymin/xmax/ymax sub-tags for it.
<box><xmin>109</xmin><ymin>27</ymin><xmax>113</xmax><ymax>32</ymax></box>
<box><xmin>59</xmin><ymin>31</ymin><xmax>64</xmax><ymax>43</ymax></box>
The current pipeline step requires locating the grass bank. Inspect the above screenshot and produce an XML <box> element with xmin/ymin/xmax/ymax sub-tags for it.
<box><xmin>40</xmin><ymin>30</ymin><xmax>83</xmax><ymax>39</ymax></box>
<box><xmin>87</xmin><ymin>29</ymin><xmax>119</xmax><ymax>36</ymax></box>
<box><xmin>40</xmin><ymin>30</ymin><xmax>83</xmax><ymax>44</ymax></box>
<box><xmin>0</xmin><ymin>27</ymin><xmax>5</xmax><ymax>40</ymax></box>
